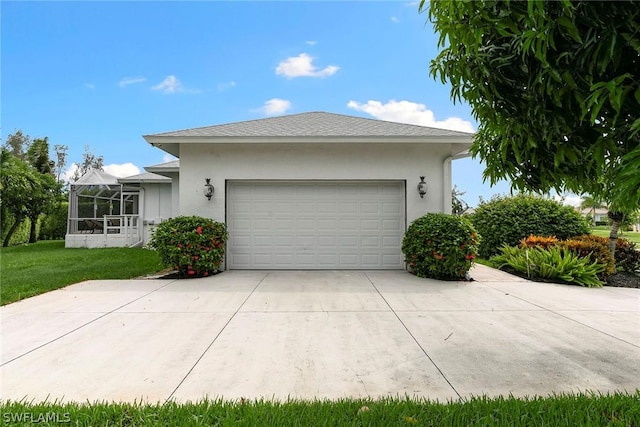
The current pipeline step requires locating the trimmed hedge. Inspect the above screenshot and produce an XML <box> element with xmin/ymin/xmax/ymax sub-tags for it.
<box><xmin>470</xmin><ymin>194</ymin><xmax>590</xmax><ymax>258</ymax></box>
<box><xmin>402</xmin><ymin>213</ymin><xmax>479</xmax><ymax>280</ymax></box>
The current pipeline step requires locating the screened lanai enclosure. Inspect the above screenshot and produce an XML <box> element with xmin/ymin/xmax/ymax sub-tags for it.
<box><xmin>65</xmin><ymin>169</ymin><xmax>142</xmax><ymax>248</ymax></box>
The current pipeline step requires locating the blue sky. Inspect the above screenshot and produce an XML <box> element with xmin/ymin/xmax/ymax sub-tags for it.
<box><xmin>1</xmin><ymin>1</ymin><xmax>524</xmax><ymax>207</ymax></box>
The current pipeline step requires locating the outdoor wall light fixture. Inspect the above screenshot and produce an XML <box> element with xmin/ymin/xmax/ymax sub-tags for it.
<box><xmin>204</xmin><ymin>178</ymin><xmax>214</xmax><ymax>200</ymax></box>
<box><xmin>417</xmin><ymin>176</ymin><xmax>427</xmax><ymax>198</ymax></box>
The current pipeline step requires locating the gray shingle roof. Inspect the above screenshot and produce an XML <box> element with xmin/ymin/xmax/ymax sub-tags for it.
<box><xmin>144</xmin><ymin>160</ymin><xmax>179</xmax><ymax>170</ymax></box>
<box><xmin>146</xmin><ymin>112</ymin><xmax>473</xmax><ymax>138</ymax></box>
<box><xmin>118</xmin><ymin>172</ymin><xmax>172</xmax><ymax>183</ymax></box>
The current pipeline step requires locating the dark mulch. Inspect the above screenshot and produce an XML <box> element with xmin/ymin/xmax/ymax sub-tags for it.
<box><xmin>495</xmin><ymin>266</ymin><xmax>640</xmax><ymax>288</ymax></box>
<box><xmin>605</xmin><ymin>271</ymin><xmax>640</xmax><ymax>288</ymax></box>
<box><xmin>155</xmin><ymin>270</ymin><xmax>223</xmax><ymax>279</ymax></box>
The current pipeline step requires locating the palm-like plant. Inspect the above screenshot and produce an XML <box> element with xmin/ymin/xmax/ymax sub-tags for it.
<box><xmin>580</xmin><ymin>195</ymin><xmax>606</xmax><ymax>224</ymax></box>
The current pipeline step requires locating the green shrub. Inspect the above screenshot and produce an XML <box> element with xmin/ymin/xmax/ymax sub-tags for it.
<box><xmin>470</xmin><ymin>194</ymin><xmax>590</xmax><ymax>258</ymax></box>
<box><xmin>491</xmin><ymin>245</ymin><xmax>605</xmax><ymax>287</ymax></box>
<box><xmin>520</xmin><ymin>235</ymin><xmax>559</xmax><ymax>249</ymax></box>
<box><xmin>39</xmin><ymin>202</ymin><xmax>68</xmax><ymax>240</ymax></box>
<box><xmin>561</xmin><ymin>235</ymin><xmax>615</xmax><ymax>276</ymax></box>
<box><xmin>148</xmin><ymin>216</ymin><xmax>228</xmax><ymax>277</ymax></box>
<box><xmin>1</xmin><ymin>214</ymin><xmax>32</xmax><ymax>246</ymax></box>
<box><xmin>615</xmin><ymin>238</ymin><xmax>640</xmax><ymax>273</ymax></box>
<box><xmin>402</xmin><ymin>213</ymin><xmax>479</xmax><ymax>280</ymax></box>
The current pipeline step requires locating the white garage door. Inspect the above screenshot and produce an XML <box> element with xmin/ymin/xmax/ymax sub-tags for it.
<box><xmin>227</xmin><ymin>181</ymin><xmax>405</xmax><ymax>269</ymax></box>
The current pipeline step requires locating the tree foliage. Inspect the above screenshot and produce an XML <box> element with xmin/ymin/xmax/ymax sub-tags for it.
<box><xmin>0</xmin><ymin>149</ymin><xmax>40</xmax><ymax>246</ymax></box>
<box><xmin>1</xmin><ymin>131</ymin><xmax>63</xmax><ymax>246</ymax></box>
<box><xmin>424</xmin><ymin>0</ymin><xmax>640</xmax><ymax>213</ymax></box>
<box><xmin>452</xmin><ymin>185</ymin><xmax>469</xmax><ymax>215</ymax></box>
<box><xmin>72</xmin><ymin>145</ymin><xmax>104</xmax><ymax>181</ymax></box>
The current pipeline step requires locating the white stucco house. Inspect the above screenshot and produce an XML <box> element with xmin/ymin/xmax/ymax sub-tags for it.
<box><xmin>66</xmin><ymin>112</ymin><xmax>473</xmax><ymax>270</ymax></box>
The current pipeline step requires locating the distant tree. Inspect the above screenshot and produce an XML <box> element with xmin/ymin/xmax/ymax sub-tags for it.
<box><xmin>27</xmin><ymin>137</ymin><xmax>55</xmax><ymax>175</ymax></box>
<box><xmin>424</xmin><ymin>0</ymin><xmax>640</xmax><ymax>256</ymax></box>
<box><xmin>53</xmin><ymin>144</ymin><xmax>68</xmax><ymax>183</ymax></box>
<box><xmin>72</xmin><ymin>145</ymin><xmax>104</xmax><ymax>181</ymax></box>
<box><xmin>3</xmin><ymin>130</ymin><xmax>30</xmax><ymax>160</ymax></box>
<box><xmin>452</xmin><ymin>185</ymin><xmax>469</xmax><ymax>215</ymax></box>
<box><xmin>580</xmin><ymin>195</ymin><xmax>606</xmax><ymax>224</ymax></box>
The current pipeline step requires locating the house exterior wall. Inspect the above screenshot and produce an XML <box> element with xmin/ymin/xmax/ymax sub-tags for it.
<box><xmin>141</xmin><ymin>183</ymin><xmax>173</xmax><ymax>244</ymax></box>
<box><xmin>178</xmin><ymin>142</ymin><xmax>453</xmax><ymax>226</ymax></box>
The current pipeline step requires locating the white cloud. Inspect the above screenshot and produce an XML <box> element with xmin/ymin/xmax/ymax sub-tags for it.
<box><xmin>152</xmin><ymin>75</ymin><xmax>183</xmax><ymax>94</ymax></box>
<box><xmin>162</xmin><ymin>153</ymin><xmax>177</xmax><ymax>163</ymax></box>
<box><xmin>555</xmin><ymin>194</ymin><xmax>583</xmax><ymax>208</ymax></box>
<box><xmin>255</xmin><ymin>98</ymin><xmax>292</xmax><ymax>116</ymax></box>
<box><xmin>306</xmin><ymin>40</ymin><xmax>317</xmax><ymax>45</ymax></box>
<box><xmin>119</xmin><ymin>76</ymin><xmax>147</xmax><ymax>87</ymax></box>
<box><xmin>84</xmin><ymin>83</ymin><xmax>95</xmax><ymax>90</ymax></box>
<box><xmin>217</xmin><ymin>81</ymin><xmax>236</xmax><ymax>91</ymax></box>
<box><xmin>103</xmin><ymin>163</ymin><xmax>141</xmax><ymax>178</ymax></box>
<box><xmin>347</xmin><ymin>99</ymin><xmax>476</xmax><ymax>133</ymax></box>
<box><xmin>391</xmin><ymin>16</ymin><xmax>400</xmax><ymax>23</ymax></box>
<box><xmin>275</xmin><ymin>53</ymin><xmax>339</xmax><ymax>79</ymax></box>
<box><xmin>62</xmin><ymin>163</ymin><xmax>141</xmax><ymax>184</ymax></box>
<box><xmin>62</xmin><ymin>164</ymin><xmax>79</xmax><ymax>183</ymax></box>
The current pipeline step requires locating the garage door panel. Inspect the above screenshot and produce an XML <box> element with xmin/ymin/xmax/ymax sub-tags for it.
<box><xmin>362</xmin><ymin>254</ymin><xmax>380</xmax><ymax>266</ymax></box>
<box><xmin>318</xmin><ymin>219</ymin><xmax>338</xmax><ymax>230</ymax></box>
<box><xmin>361</xmin><ymin>219</ymin><xmax>380</xmax><ymax>230</ymax></box>
<box><xmin>383</xmin><ymin>219</ymin><xmax>402</xmax><ymax>231</ymax></box>
<box><xmin>296</xmin><ymin>219</ymin><xmax>315</xmax><ymax>229</ymax></box>
<box><xmin>383</xmin><ymin>236</ymin><xmax>401</xmax><ymax>247</ymax></box>
<box><xmin>340</xmin><ymin>236</ymin><xmax>358</xmax><ymax>247</ymax></box>
<box><xmin>361</xmin><ymin>236</ymin><xmax>380</xmax><ymax>247</ymax></box>
<box><xmin>361</xmin><ymin>202</ymin><xmax>380</xmax><ymax>213</ymax></box>
<box><xmin>228</xmin><ymin>181</ymin><xmax>404</xmax><ymax>269</ymax></box>
<box><xmin>317</xmin><ymin>236</ymin><xmax>337</xmax><ymax>247</ymax></box>
<box><xmin>383</xmin><ymin>202</ymin><xmax>401</xmax><ymax>214</ymax></box>
<box><xmin>339</xmin><ymin>219</ymin><xmax>359</xmax><ymax>231</ymax></box>
<box><xmin>339</xmin><ymin>254</ymin><xmax>358</xmax><ymax>266</ymax></box>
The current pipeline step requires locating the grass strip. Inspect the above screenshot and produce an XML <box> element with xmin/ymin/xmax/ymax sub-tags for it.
<box><xmin>1</xmin><ymin>392</ymin><xmax>638</xmax><ymax>426</ymax></box>
<box><xmin>0</xmin><ymin>240</ymin><xmax>164</xmax><ymax>305</ymax></box>
<box><xmin>591</xmin><ymin>228</ymin><xmax>640</xmax><ymax>244</ymax></box>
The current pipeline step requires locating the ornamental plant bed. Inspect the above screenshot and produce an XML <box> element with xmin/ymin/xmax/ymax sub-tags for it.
<box><xmin>156</xmin><ymin>269</ymin><xmax>223</xmax><ymax>280</ymax></box>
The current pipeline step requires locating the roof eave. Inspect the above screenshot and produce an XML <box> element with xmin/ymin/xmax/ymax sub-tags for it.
<box><xmin>143</xmin><ymin>135</ymin><xmax>474</xmax><ymax>144</ymax></box>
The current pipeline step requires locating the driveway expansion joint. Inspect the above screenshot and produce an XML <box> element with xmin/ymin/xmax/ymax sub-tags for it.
<box><xmin>165</xmin><ymin>272</ymin><xmax>270</xmax><ymax>403</ymax></box>
<box><xmin>364</xmin><ymin>272</ymin><xmax>462</xmax><ymax>399</ymax></box>
<box><xmin>0</xmin><ymin>280</ymin><xmax>177</xmax><ymax>367</ymax></box>
<box><xmin>488</xmin><ymin>285</ymin><xmax>640</xmax><ymax>349</ymax></box>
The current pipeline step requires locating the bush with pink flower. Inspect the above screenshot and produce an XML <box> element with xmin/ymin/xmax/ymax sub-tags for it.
<box><xmin>149</xmin><ymin>216</ymin><xmax>228</xmax><ymax>278</ymax></box>
<box><xmin>402</xmin><ymin>213</ymin><xmax>479</xmax><ymax>280</ymax></box>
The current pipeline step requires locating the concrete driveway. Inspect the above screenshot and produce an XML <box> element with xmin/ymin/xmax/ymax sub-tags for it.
<box><xmin>1</xmin><ymin>266</ymin><xmax>638</xmax><ymax>403</ymax></box>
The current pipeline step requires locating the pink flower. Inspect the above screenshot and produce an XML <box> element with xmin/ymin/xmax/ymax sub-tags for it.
<box><xmin>196</xmin><ymin>226</ymin><xmax>203</xmax><ymax>235</ymax></box>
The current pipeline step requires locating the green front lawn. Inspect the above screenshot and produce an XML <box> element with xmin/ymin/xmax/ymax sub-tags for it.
<box><xmin>1</xmin><ymin>392</ymin><xmax>638</xmax><ymax>426</ymax></box>
<box><xmin>0</xmin><ymin>240</ymin><xmax>164</xmax><ymax>305</ymax></box>
<box><xmin>591</xmin><ymin>227</ymin><xmax>640</xmax><ymax>244</ymax></box>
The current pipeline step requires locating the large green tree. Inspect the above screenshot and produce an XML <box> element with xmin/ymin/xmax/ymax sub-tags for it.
<box><xmin>424</xmin><ymin>0</ymin><xmax>640</xmax><ymax>254</ymax></box>
<box><xmin>1</xmin><ymin>132</ymin><xmax>62</xmax><ymax>245</ymax></box>
<box><xmin>0</xmin><ymin>149</ymin><xmax>39</xmax><ymax>246</ymax></box>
